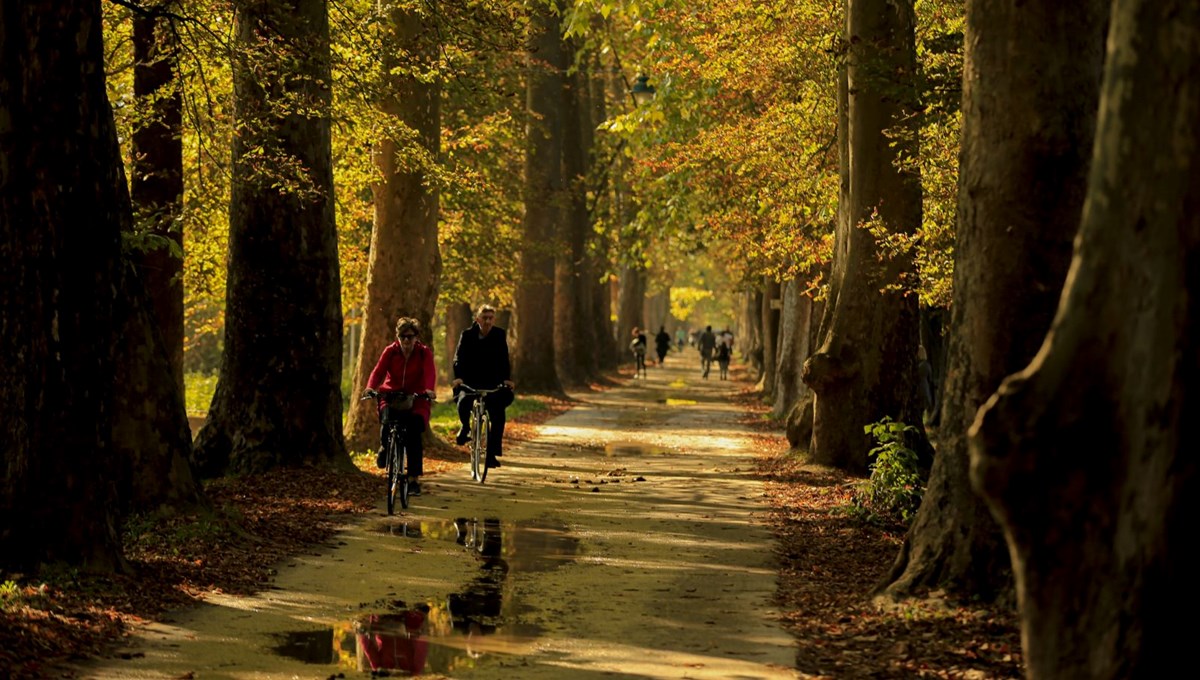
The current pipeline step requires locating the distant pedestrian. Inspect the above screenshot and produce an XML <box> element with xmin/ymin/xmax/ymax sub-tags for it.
<box><xmin>698</xmin><ymin>325</ymin><xmax>717</xmax><ymax>379</ymax></box>
<box><xmin>715</xmin><ymin>341</ymin><xmax>731</xmax><ymax>380</ymax></box>
<box><xmin>630</xmin><ymin>327</ymin><xmax>648</xmax><ymax>378</ymax></box>
<box><xmin>654</xmin><ymin>326</ymin><xmax>672</xmax><ymax>365</ymax></box>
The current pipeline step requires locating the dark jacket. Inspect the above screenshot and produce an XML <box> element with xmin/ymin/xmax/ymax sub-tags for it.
<box><xmin>453</xmin><ymin>323</ymin><xmax>511</xmax><ymax>389</ymax></box>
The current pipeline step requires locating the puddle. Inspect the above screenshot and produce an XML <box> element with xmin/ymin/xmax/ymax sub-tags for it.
<box><xmin>603</xmin><ymin>441</ymin><xmax>671</xmax><ymax>456</ymax></box>
<box><xmin>276</xmin><ymin>518</ymin><xmax>578</xmax><ymax>673</ymax></box>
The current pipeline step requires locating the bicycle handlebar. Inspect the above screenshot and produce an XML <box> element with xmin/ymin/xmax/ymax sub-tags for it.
<box><xmin>360</xmin><ymin>389</ymin><xmax>435</xmax><ymax>402</ymax></box>
<box><xmin>458</xmin><ymin>384</ymin><xmax>511</xmax><ymax>396</ymax></box>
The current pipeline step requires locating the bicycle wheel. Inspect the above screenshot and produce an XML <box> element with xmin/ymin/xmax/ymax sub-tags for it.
<box><xmin>478</xmin><ymin>412</ymin><xmax>491</xmax><ymax>483</ymax></box>
<box><xmin>470</xmin><ymin>409</ymin><xmax>484</xmax><ymax>482</ymax></box>
<box><xmin>398</xmin><ymin>441</ymin><xmax>410</xmax><ymax>510</ymax></box>
<box><xmin>385</xmin><ymin>433</ymin><xmax>399</xmax><ymax>515</ymax></box>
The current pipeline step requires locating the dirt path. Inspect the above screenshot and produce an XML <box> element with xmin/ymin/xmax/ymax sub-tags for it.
<box><xmin>80</xmin><ymin>355</ymin><xmax>802</xmax><ymax>679</ymax></box>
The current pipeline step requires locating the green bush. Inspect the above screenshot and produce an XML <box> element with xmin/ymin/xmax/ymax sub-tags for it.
<box><xmin>846</xmin><ymin>417</ymin><xmax>925</xmax><ymax>527</ymax></box>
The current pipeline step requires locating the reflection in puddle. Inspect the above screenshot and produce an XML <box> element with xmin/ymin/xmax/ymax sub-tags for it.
<box><xmin>604</xmin><ymin>441</ymin><xmax>671</xmax><ymax>456</ymax></box>
<box><xmin>274</xmin><ymin>518</ymin><xmax>578</xmax><ymax>674</ymax></box>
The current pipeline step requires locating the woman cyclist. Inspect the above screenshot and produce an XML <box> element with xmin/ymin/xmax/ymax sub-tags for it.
<box><xmin>366</xmin><ymin>317</ymin><xmax>436</xmax><ymax>496</ymax></box>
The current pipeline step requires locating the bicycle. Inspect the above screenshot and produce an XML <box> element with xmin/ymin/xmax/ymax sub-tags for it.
<box><xmin>362</xmin><ymin>389</ymin><xmax>432</xmax><ymax>514</ymax></box>
<box><xmin>457</xmin><ymin>384</ymin><xmax>509</xmax><ymax>483</ymax></box>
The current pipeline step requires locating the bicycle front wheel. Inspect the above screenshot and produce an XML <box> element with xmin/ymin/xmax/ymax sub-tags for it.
<box><xmin>385</xmin><ymin>436</ymin><xmax>399</xmax><ymax>515</ymax></box>
<box><xmin>470</xmin><ymin>412</ymin><xmax>484</xmax><ymax>482</ymax></box>
<box><xmin>398</xmin><ymin>444</ymin><xmax>410</xmax><ymax>510</ymax></box>
<box><xmin>478</xmin><ymin>413</ymin><xmax>491</xmax><ymax>483</ymax></box>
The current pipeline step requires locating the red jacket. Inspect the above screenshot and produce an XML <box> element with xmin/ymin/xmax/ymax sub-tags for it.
<box><xmin>367</xmin><ymin>340</ymin><xmax>436</xmax><ymax>424</ymax></box>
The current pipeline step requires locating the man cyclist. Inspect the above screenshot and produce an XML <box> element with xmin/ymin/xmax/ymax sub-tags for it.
<box><xmin>451</xmin><ymin>305</ymin><xmax>514</xmax><ymax>469</ymax></box>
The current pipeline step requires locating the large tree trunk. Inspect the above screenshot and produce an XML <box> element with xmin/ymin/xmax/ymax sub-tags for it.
<box><xmin>131</xmin><ymin>0</ymin><xmax>185</xmax><ymax>393</ymax></box>
<box><xmin>587</xmin><ymin>57</ymin><xmax>619</xmax><ymax>372</ymax></box>
<box><xmin>881</xmin><ymin>0</ymin><xmax>1108</xmax><ymax>602</ymax></box>
<box><xmin>344</xmin><ymin>2</ymin><xmax>442</xmax><ymax>451</ymax></box>
<box><xmin>1</xmin><ymin>0</ymin><xmax>127</xmax><ymax>571</ymax></box>
<box><xmin>759</xmin><ymin>277</ymin><xmax>781</xmax><ymax>396</ymax></box>
<box><xmin>970</xmin><ymin>2</ymin><xmax>1200</xmax><ymax>675</ymax></box>
<box><xmin>554</xmin><ymin>55</ymin><xmax>591</xmax><ymax>386</ymax></box>
<box><xmin>444</xmin><ymin>302</ymin><xmax>472</xmax><ymax>378</ymax></box>
<box><xmin>743</xmin><ymin>289</ymin><xmax>764</xmax><ymax>378</ymax></box>
<box><xmin>513</xmin><ymin>0</ymin><xmax>565</xmax><ymax>394</ymax></box>
<box><xmin>801</xmin><ymin>0</ymin><xmax>924</xmax><ymax>474</ymax></box>
<box><xmin>113</xmin><ymin>262</ymin><xmax>205</xmax><ymax>514</ymax></box>
<box><xmin>616</xmin><ymin>265</ymin><xmax>646</xmax><ymax>363</ymax></box>
<box><xmin>193</xmin><ymin>0</ymin><xmax>346</xmax><ymax>476</ymax></box>
<box><xmin>773</xmin><ymin>279</ymin><xmax>815</xmax><ymax>419</ymax></box>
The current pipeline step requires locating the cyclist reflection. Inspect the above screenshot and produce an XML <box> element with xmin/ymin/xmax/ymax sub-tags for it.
<box><xmin>355</xmin><ymin>607</ymin><xmax>429</xmax><ymax>674</ymax></box>
<box><xmin>449</xmin><ymin>518</ymin><xmax>507</xmax><ymax>640</ymax></box>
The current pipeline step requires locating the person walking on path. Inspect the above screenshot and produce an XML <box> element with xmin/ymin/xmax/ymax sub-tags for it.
<box><xmin>716</xmin><ymin>339</ymin><xmax>731</xmax><ymax>380</ymax></box>
<box><xmin>698</xmin><ymin>325</ymin><xmax>717</xmax><ymax>379</ymax></box>
<box><xmin>630</xmin><ymin>327</ymin><xmax>649</xmax><ymax>378</ymax></box>
<box><xmin>451</xmin><ymin>304</ymin><xmax>515</xmax><ymax>469</ymax></box>
<box><xmin>654</xmin><ymin>326</ymin><xmax>672</xmax><ymax>365</ymax></box>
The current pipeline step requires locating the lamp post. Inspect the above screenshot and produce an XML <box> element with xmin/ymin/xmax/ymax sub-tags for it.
<box><xmin>630</xmin><ymin>74</ymin><xmax>656</xmax><ymax>105</ymax></box>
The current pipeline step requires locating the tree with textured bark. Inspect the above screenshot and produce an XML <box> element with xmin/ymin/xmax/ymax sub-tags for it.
<box><xmin>130</xmin><ymin>0</ymin><xmax>185</xmax><ymax>393</ymax></box>
<box><xmin>970</xmin><ymin>1</ymin><xmax>1200</xmax><ymax>674</ymax></box>
<box><xmin>801</xmin><ymin>0</ymin><xmax>925</xmax><ymax>474</ymax></box>
<box><xmin>193</xmin><ymin>0</ymin><xmax>347</xmax><ymax>476</ymax></box>
<box><xmin>880</xmin><ymin>0</ymin><xmax>1108</xmax><ymax>603</ymax></box>
<box><xmin>514</xmin><ymin>0</ymin><xmax>565</xmax><ymax>394</ymax></box>
<box><xmin>2</xmin><ymin>0</ymin><xmax>129</xmax><ymax>571</ymax></box>
<box><xmin>554</xmin><ymin>53</ymin><xmax>593</xmax><ymax>386</ymax></box>
<box><xmin>344</xmin><ymin>1</ymin><xmax>443</xmax><ymax>452</ymax></box>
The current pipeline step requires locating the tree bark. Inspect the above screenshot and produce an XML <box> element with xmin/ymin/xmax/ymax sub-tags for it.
<box><xmin>344</xmin><ymin>2</ymin><xmax>443</xmax><ymax>452</ymax></box>
<box><xmin>193</xmin><ymin>0</ymin><xmax>347</xmax><ymax>476</ymax></box>
<box><xmin>801</xmin><ymin>0</ymin><xmax>924</xmax><ymax>474</ymax></box>
<box><xmin>617</xmin><ymin>265</ymin><xmax>646</xmax><ymax>363</ymax></box>
<box><xmin>113</xmin><ymin>262</ymin><xmax>205</xmax><ymax>515</ymax></box>
<box><xmin>587</xmin><ymin>58</ymin><xmax>619</xmax><ymax>372</ymax></box>
<box><xmin>131</xmin><ymin>0</ymin><xmax>185</xmax><ymax>393</ymax></box>
<box><xmin>759</xmin><ymin>277</ymin><xmax>781</xmax><ymax>396</ymax></box>
<box><xmin>554</xmin><ymin>54</ymin><xmax>591</xmax><ymax>386</ymax></box>
<box><xmin>774</xmin><ymin>279</ymin><xmax>815</xmax><ymax>419</ymax></box>
<box><xmin>880</xmin><ymin>0</ymin><xmax>1108</xmax><ymax>603</ymax></box>
<box><xmin>444</xmin><ymin>302</ymin><xmax>473</xmax><ymax>378</ymax></box>
<box><xmin>513</xmin><ymin>0</ymin><xmax>565</xmax><ymax>394</ymax></box>
<box><xmin>970</xmin><ymin>2</ymin><xmax>1200</xmax><ymax>675</ymax></box>
<box><xmin>1</xmin><ymin>0</ymin><xmax>127</xmax><ymax>571</ymax></box>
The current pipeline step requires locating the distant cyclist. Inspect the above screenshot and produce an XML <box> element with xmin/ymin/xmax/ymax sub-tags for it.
<box><xmin>630</xmin><ymin>326</ymin><xmax>648</xmax><ymax>377</ymax></box>
<box><xmin>451</xmin><ymin>305</ymin><xmax>514</xmax><ymax>469</ymax></box>
<box><xmin>366</xmin><ymin>317</ymin><xmax>436</xmax><ymax>496</ymax></box>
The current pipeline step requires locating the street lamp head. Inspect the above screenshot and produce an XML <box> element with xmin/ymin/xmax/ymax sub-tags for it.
<box><xmin>631</xmin><ymin>74</ymin><xmax>657</xmax><ymax>105</ymax></box>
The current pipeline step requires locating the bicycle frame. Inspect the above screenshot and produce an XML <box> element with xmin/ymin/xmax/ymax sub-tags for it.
<box><xmin>361</xmin><ymin>389</ymin><xmax>431</xmax><ymax>513</ymax></box>
<box><xmin>458</xmin><ymin>385</ymin><xmax>506</xmax><ymax>483</ymax></box>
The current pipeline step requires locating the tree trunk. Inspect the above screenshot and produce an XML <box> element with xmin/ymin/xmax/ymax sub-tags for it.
<box><xmin>587</xmin><ymin>57</ymin><xmax>619</xmax><ymax>372</ymax></box>
<box><xmin>444</xmin><ymin>302</ymin><xmax>473</xmax><ymax>378</ymax></box>
<box><xmin>617</xmin><ymin>265</ymin><xmax>646</xmax><ymax>364</ymax></box>
<box><xmin>344</xmin><ymin>2</ymin><xmax>443</xmax><ymax>452</ymax></box>
<box><xmin>131</xmin><ymin>0</ymin><xmax>185</xmax><ymax>393</ymax></box>
<box><xmin>193</xmin><ymin>0</ymin><xmax>347</xmax><ymax>476</ymax></box>
<box><xmin>970</xmin><ymin>2</ymin><xmax>1200</xmax><ymax>675</ymax></box>
<box><xmin>0</xmin><ymin>0</ymin><xmax>127</xmax><ymax>571</ymax></box>
<box><xmin>759</xmin><ymin>277</ymin><xmax>781</xmax><ymax>396</ymax></box>
<box><xmin>514</xmin><ymin>0</ymin><xmax>566</xmax><ymax>394</ymax></box>
<box><xmin>880</xmin><ymin>0</ymin><xmax>1108</xmax><ymax>603</ymax></box>
<box><xmin>801</xmin><ymin>0</ymin><xmax>924</xmax><ymax>474</ymax></box>
<box><xmin>113</xmin><ymin>262</ymin><xmax>205</xmax><ymax>515</ymax></box>
<box><xmin>554</xmin><ymin>54</ymin><xmax>590</xmax><ymax>386</ymax></box>
<box><xmin>743</xmin><ymin>289</ymin><xmax>764</xmax><ymax>378</ymax></box>
<box><xmin>773</xmin><ymin>279</ymin><xmax>814</xmax><ymax>419</ymax></box>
